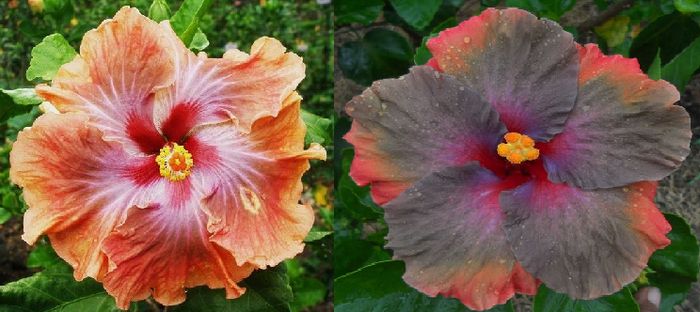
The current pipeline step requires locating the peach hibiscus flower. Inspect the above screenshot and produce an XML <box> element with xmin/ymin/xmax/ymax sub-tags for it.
<box><xmin>10</xmin><ymin>7</ymin><xmax>325</xmax><ymax>309</ymax></box>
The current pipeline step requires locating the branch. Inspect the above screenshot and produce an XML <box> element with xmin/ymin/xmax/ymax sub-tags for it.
<box><xmin>577</xmin><ymin>0</ymin><xmax>635</xmax><ymax>34</ymax></box>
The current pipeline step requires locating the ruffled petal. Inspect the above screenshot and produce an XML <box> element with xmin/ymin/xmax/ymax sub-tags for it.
<box><xmin>101</xmin><ymin>182</ymin><xmax>256</xmax><ymax>309</ymax></box>
<box><xmin>35</xmin><ymin>7</ymin><xmax>174</xmax><ymax>155</ymax></box>
<box><xmin>541</xmin><ymin>44</ymin><xmax>691</xmax><ymax>189</ymax></box>
<box><xmin>426</xmin><ymin>8</ymin><xmax>578</xmax><ymax>141</ymax></box>
<box><xmin>153</xmin><ymin>24</ymin><xmax>305</xmax><ymax>139</ymax></box>
<box><xmin>500</xmin><ymin>178</ymin><xmax>671</xmax><ymax>299</ymax></box>
<box><xmin>344</xmin><ymin>66</ymin><xmax>506</xmax><ymax>205</ymax></box>
<box><xmin>385</xmin><ymin>163</ymin><xmax>538</xmax><ymax>311</ymax></box>
<box><xmin>189</xmin><ymin>93</ymin><xmax>324</xmax><ymax>268</ymax></box>
<box><xmin>9</xmin><ymin>112</ymin><xmax>163</xmax><ymax>280</ymax></box>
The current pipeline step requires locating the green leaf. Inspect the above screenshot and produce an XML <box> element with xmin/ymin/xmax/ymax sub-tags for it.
<box><xmin>648</xmin><ymin>49</ymin><xmax>662</xmax><ymax>80</ymax></box>
<box><xmin>26</xmin><ymin>242</ymin><xmax>61</xmax><ymax>270</ymax></box>
<box><xmin>0</xmin><ymin>262</ymin><xmax>122</xmax><ymax>312</ymax></box>
<box><xmin>336</xmin><ymin>149</ymin><xmax>383</xmax><ymax>221</ymax></box>
<box><xmin>660</xmin><ymin>36</ymin><xmax>700</xmax><ymax>91</ymax></box>
<box><xmin>170</xmin><ymin>0</ymin><xmax>214</xmax><ymax>47</ymax></box>
<box><xmin>389</xmin><ymin>0</ymin><xmax>442</xmax><ymax>30</ymax></box>
<box><xmin>301</xmin><ymin>110</ymin><xmax>332</xmax><ymax>145</ymax></box>
<box><xmin>189</xmin><ymin>28</ymin><xmax>210</xmax><ymax>51</ymax></box>
<box><xmin>504</xmin><ymin>0</ymin><xmax>576</xmax><ymax>20</ymax></box>
<box><xmin>0</xmin><ymin>208</ymin><xmax>11</xmax><ymax>225</ymax></box>
<box><xmin>532</xmin><ymin>285</ymin><xmax>640</xmax><ymax>312</ymax></box>
<box><xmin>290</xmin><ymin>277</ymin><xmax>326</xmax><ymax>312</ymax></box>
<box><xmin>675</xmin><ymin>0</ymin><xmax>700</xmax><ymax>13</ymax></box>
<box><xmin>148</xmin><ymin>0</ymin><xmax>172</xmax><ymax>22</ymax></box>
<box><xmin>171</xmin><ymin>265</ymin><xmax>293</xmax><ymax>312</ymax></box>
<box><xmin>335</xmin><ymin>0</ymin><xmax>384</xmax><ymax>26</ymax></box>
<box><xmin>335</xmin><ymin>260</ymin><xmax>513</xmax><ymax>312</ymax></box>
<box><xmin>1</xmin><ymin>88</ymin><xmax>42</xmax><ymax>105</ymax></box>
<box><xmin>338</xmin><ymin>28</ymin><xmax>413</xmax><ymax>86</ymax></box>
<box><xmin>304</xmin><ymin>229</ymin><xmax>333</xmax><ymax>242</ymax></box>
<box><xmin>0</xmin><ymin>90</ymin><xmax>32</xmax><ymax>125</ymax></box>
<box><xmin>26</xmin><ymin>33</ymin><xmax>77</xmax><ymax>81</ymax></box>
<box><xmin>630</xmin><ymin>12</ymin><xmax>700</xmax><ymax>71</ymax></box>
<box><xmin>646</xmin><ymin>213</ymin><xmax>699</xmax><ymax>312</ymax></box>
<box><xmin>415</xmin><ymin>18</ymin><xmax>458</xmax><ymax>65</ymax></box>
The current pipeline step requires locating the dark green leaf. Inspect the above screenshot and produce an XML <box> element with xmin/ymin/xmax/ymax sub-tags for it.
<box><xmin>26</xmin><ymin>33</ymin><xmax>77</xmax><ymax>81</ymax></box>
<box><xmin>304</xmin><ymin>229</ymin><xmax>333</xmax><ymax>242</ymax></box>
<box><xmin>170</xmin><ymin>0</ymin><xmax>214</xmax><ymax>46</ymax></box>
<box><xmin>189</xmin><ymin>28</ymin><xmax>210</xmax><ymax>51</ymax></box>
<box><xmin>504</xmin><ymin>0</ymin><xmax>576</xmax><ymax>20</ymax></box>
<box><xmin>26</xmin><ymin>242</ymin><xmax>61</xmax><ymax>270</ymax></box>
<box><xmin>301</xmin><ymin>110</ymin><xmax>332</xmax><ymax>145</ymax></box>
<box><xmin>336</xmin><ymin>149</ymin><xmax>383</xmax><ymax>220</ymax></box>
<box><xmin>533</xmin><ymin>285</ymin><xmax>640</xmax><ymax>312</ymax></box>
<box><xmin>335</xmin><ymin>260</ymin><xmax>513</xmax><ymax>312</ymax></box>
<box><xmin>290</xmin><ymin>277</ymin><xmax>326</xmax><ymax>312</ymax></box>
<box><xmin>1</xmin><ymin>89</ymin><xmax>42</xmax><ymax>105</ymax></box>
<box><xmin>335</xmin><ymin>0</ymin><xmax>384</xmax><ymax>26</ymax></box>
<box><xmin>660</xmin><ymin>36</ymin><xmax>700</xmax><ymax>91</ymax></box>
<box><xmin>338</xmin><ymin>29</ymin><xmax>413</xmax><ymax>86</ymax></box>
<box><xmin>646</xmin><ymin>213</ymin><xmax>699</xmax><ymax>312</ymax></box>
<box><xmin>0</xmin><ymin>262</ymin><xmax>122</xmax><ymax>312</ymax></box>
<box><xmin>648</xmin><ymin>49</ymin><xmax>662</xmax><ymax>80</ymax></box>
<box><xmin>675</xmin><ymin>0</ymin><xmax>700</xmax><ymax>13</ymax></box>
<box><xmin>630</xmin><ymin>12</ymin><xmax>700</xmax><ymax>71</ymax></box>
<box><xmin>0</xmin><ymin>91</ymin><xmax>32</xmax><ymax>125</ymax></box>
<box><xmin>389</xmin><ymin>0</ymin><xmax>442</xmax><ymax>30</ymax></box>
<box><xmin>171</xmin><ymin>265</ymin><xmax>293</xmax><ymax>312</ymax></box>
<box><xmin>414</xmin><ymin>18</ymin><xmax>458</xmax><ymax>65</ymax></box>
<box><xmin>148</xmin><ymin>0</ymin><xmax>172</xmax><ymax>22</ymax></box>
<box><xmin>0</xmin><ymin>208</ymin><xmax>10</xmax><ymax>225</ymax></box>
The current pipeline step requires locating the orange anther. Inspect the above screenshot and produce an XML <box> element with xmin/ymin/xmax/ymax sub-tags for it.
<box><xmin>497</xmin><ymin>132</ymin><xmax>539</xmax><ymax>164</ymax></box>
<box><xmin>504</xmin><ymin>132</ymin><xmax>522</xmax><ymax>144</ymax></box>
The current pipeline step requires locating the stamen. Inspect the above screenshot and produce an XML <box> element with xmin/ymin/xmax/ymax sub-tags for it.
<box><xmin>156</xmin><ymin>143</ymin><xmax>194</xmax><ymax>182</ymax></box>
<box><xmin>497</xmin><ymin>132</ymin><xmax>539</xmax><ymax>164</ymax></box>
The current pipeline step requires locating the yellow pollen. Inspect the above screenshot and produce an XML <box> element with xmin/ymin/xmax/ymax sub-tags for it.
<box><xmin>497</xmin><ymin>132</ymin><xmax>539</xmax><ymax>164</ymax></box>
<box><xmin>156</xmin><ymin>143</ymin><xmax>194</xmax><ymax>182</ymax></box>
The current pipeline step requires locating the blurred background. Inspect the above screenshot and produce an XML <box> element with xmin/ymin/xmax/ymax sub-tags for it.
<box><xmin>334</xmin><ymin>0</ymin><xmax>700</xmax><ymax>311</ymax></box>
<box><xmin>0</xmin><ymin>0</ymin><xmax>333</xmax><ymax>311</ymax></box>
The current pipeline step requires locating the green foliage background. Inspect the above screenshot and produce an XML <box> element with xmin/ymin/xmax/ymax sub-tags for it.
<box><xmin>0</xmin><ymin>0</ymin><xmax>333</xmax><ymax>311</ymax></box>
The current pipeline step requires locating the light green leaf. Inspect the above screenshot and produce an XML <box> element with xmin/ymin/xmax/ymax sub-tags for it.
<box><xmin>675</xmin><ymin>0</ymin><xmax>700</xmax><ymax>13</ymax></box>
<box><xmin>389</xmin><ymin>0</ymin><xmax>442</xmax><ymax>30</ymax></box>
<box><xmin>170</xmin><ymin>0</ymin><xmax>214</xmax><ymax>47</ymax></box>
<box><xmin>1</xmin><ymin>88</ymin><xmax>42</xmax><ymax>105</ymax></box>
<box><xmin>148</xmin><ymin>0</ymin><xmax>171</xmax><ymax>22</ymax></box>
<box><xmin>290</xmin><ymin>277</ymin><xmax>326</xmax><ymax>312</ymax></box>
<box><xmin>26</xmin><ymin>33</ymin><xmax>77</xmax><ymax>81</ymax></box>
<box><xmin>661</xmin><ymin>36</ymin><xmax>700</xmax><ymax>91</ymax></box>
<box><xmin>170</xmin><ymin>265</ymin><xmax>293</xmax><ymax>312</ymax></box>
<box><xmin>0</xmin><ymin>208</ymin><xmax>10</xmax><ymax>225</ymax></box>
<box><xmin>304</xmin><ymin>229</ymin><xmax>332</xmax><ymax>242</ymax></box>
<box><xmin>301</xmin><ymin>110</ymin><xmax>332</xmax><ymax>145</ymax></box>
<box><xmin>648</xmin><ymin>49</ymin><xmax>662</xmax><ymax>80</ymax></box>
<box><xmin>189</xmin><ymin>28</ymin><xmax>209</xmax><ymax>51</ymax></box>
<box><xmin>533</xmin><ymin>285</ymin><xmax>639</xmax><ymax>312</ymax></box>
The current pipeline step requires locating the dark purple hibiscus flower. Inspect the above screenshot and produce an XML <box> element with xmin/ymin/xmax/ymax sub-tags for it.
<box><xmin>344</xmin><ymin>8</ymin><xmax>691</xmax><ymax>311</ymax></box>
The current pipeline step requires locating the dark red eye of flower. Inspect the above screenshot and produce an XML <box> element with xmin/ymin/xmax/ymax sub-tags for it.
<box><xmin>344</xmin><ymin>7</ymin><xmax>691</xmax><ymax>311</ymax></box>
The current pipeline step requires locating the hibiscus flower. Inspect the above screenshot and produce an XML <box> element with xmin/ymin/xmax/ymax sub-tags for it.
<box><xmin>344</xmin><ymin>8</ymin><xmax>690</xmax><ymax>311</ymax></box>
<box><xmin>10</xmin><ymin>7</ymin><xmax>325</xmax><ymax>309</ymax></box>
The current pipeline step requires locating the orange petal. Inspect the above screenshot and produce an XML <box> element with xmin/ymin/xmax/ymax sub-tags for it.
<box><xmin>9</xmin><ymin>112</ymin><xmax>162</xmax><ymax>280</ymax></box>
<box><xmin>35</xmin><ymin>7</ymin><xmax>175</xmax><ymax>154</ymax></box>
<box><xmin>191</xmin><ymin>94</ymin><xmax>324</xmax><ymax>268</ymax></box>
<box><xmin>153</xmin><ymin>28</ymin><xmax>305</xmax><ymax>141</ymax></box>
<box><xmin>101</xmin><ymin>188</ymin><xmax>256</xmax><ymax>309</ymax></box>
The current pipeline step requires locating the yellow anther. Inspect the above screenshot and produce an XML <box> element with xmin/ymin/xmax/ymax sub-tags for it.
<box><xmin>497</xmin><ymin>132</ymin><xmax>539</xmax><ymax>164</ymax></box>
<box><xmin>156</xmin><ymin>143</ymin><xmax>194</xmax><ymax>182</ymax></box>
<box><xmin>504</xmin><ymin>132</ymin><xmax>522</xmax><ymax>144</ymax></box>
